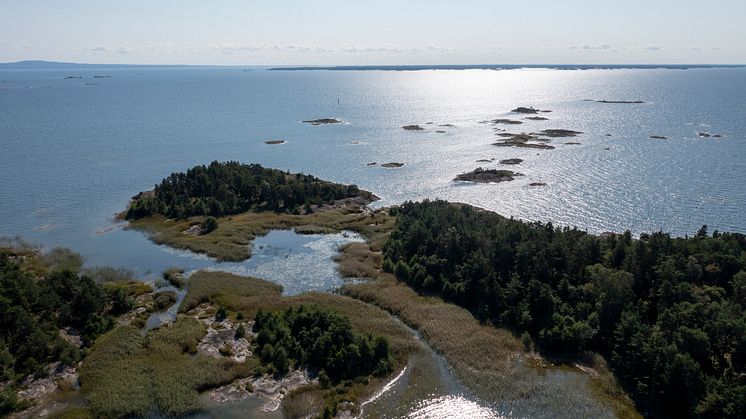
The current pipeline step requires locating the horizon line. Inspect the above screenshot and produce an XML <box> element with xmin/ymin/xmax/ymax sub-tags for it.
<box><xmin>1</xmin><ymin>60</ymin><xmax>744</xmax><ymax>69</ymax></box>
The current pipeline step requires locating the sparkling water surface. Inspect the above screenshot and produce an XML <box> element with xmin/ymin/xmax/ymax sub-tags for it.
<box><xmin>2</xmin><ymin>67</ymin><xmax>744</xmax><ymax>274</ymax></box>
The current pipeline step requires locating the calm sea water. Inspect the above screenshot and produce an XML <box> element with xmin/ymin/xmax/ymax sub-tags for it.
<box><xmin>2</xmin><ymin>67</ymin><xmax>744</xmax><ymax>274</ymax></box>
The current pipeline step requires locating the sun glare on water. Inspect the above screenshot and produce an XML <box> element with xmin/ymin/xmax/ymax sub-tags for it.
<box><xmin>406</xmin><ymin>395</ymin><xmax>502</xmax><ymax>419</ymax></box>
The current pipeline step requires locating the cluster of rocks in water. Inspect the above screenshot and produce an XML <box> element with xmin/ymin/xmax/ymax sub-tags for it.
<box><xmin>455</xmin><ymin>168</ymin><xmax>521</xmax><ymax>183</ymax></box>
<box><xmin>467</xmin><ymin>106</ymin><xmax>587</xmax><ymax>187</ymax></box>
<box><xmin>303</xmin><ymin>105</ymin><xmax>613</xmax><ymax>188</ymax></box>
<box><xmin>493</xmin><ymin>129</ymin><xmax>583</xmax><ymax>150</ymax></box>
<box><xmin>512</xmin><ymin>106</ymin><xmax>551</xmax><ymax>114</ymax></box>
<box><xmin>698</xmin><ymin>132</ymin><xmax>724</xmax><ymax>138</ymax></box>
<box><xmin>490</xmin><ymin>118</ymin><xmax>524</xmax><ymax>125</ymax></box>
<box><xmin>651</xmin><ymin>132</ymin><xmax>725</xmax><ymax>141</ymax></box>
<box><xmin>402</xmin><ymin>123</ymin><xmax>455</xmax><ymax>132</ymax></box>
<box><xmin>500</xmin><ymin>158</ymin><xmax>523</xmax><ymax>165</ymax></box>
<box><xmin>585</xmin><ymin>99</ymin><xmax>645</xmax><ymax>104</ymax></box>
<box><xmin>302</xmin><ymin>118</ymin><xmax>344</xmax><ymax>125</ymax></box>
<box><xmin>366</xmin><ymin>162</ymin><xmax>404</xmax><ymax>168</ymax></box>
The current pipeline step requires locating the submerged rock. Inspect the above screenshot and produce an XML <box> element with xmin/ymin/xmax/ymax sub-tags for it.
<box><xmin>491</xmin><ymin>119</ymin><xmax>523</xmax><ymax>125</ymax></box>
<box><xmin>402</xmin><ymin>124</ymin><xmax>425</xmax><ymax>131</ymax></box>
<box><xmin>591</xmin><ymin>99</ymin><xmax>645</xmax><ymax>104</ymax></box>
<box><xmin>649</xmin><ymin>135</ymin><xmax>668</xmax><ymax>140</ymax></box>
<box><xmin>697</xmin><ymin>132</ymin><xmax>711</xmax><ymax>138</ymax></box>
<box><xmin>525</xmin><ymin>116</ymin><xmax>549</xmax><ymax>121</ymax></box>
<box><xmin>435</xmin><ymin>130</ymin><xmax>447</xmax><ymax>133</ymax></box>
<box><xmin>529</xmin><ymin>182</ymin><xmax>548</xmax><ymax>187</ymax></box>
<box><xmin>564</xmin><ymin>142</ymin><xmax>581</xmax><ymax>145</ymax></box>
<box><xmin>264</xmin><ymin>140</ymin><xmax>285</xmax><ymax>145</ymax></box>
<box><xmin>455</xmin><ymin>168</ymin><xmax>520</xmax><ymax>183</ymax></box>
<box><xmin>302</xmin><ymin>118</ymin><xmax>343</xmax><ymax>125</ymax></box>
<box><xmin>499</xmin><ymin>158</ymin><xmax>523</xmax><ymax>165</ymax></box>
<box><xmin>381</xmin><ymin>162</ymin><xmax>404</xmax><ymax>168</ymax></box>
<box><xmin>366</xmin><ymin>162</ymin><xmax>378</xmax><ymax>166</ymax></box>
<box><xmin>535</xmin><ymin>129</ymin><xmax>583</xmax><ymax>138</ymax></box>
<box><xmin>476</xmin><ymin>158</ymin><xmax>496</xmax><ymax>163</ymax></box>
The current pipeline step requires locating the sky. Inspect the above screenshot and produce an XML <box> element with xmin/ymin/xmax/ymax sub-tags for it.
<box><xmin>0</xmin><ymin>0</ymin><xmax>744</xmax><ymax>65</ymax></box>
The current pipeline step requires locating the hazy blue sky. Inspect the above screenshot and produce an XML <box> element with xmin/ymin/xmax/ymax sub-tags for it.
<box><xmin>1</xmin><ymin>0</ymin><xmax>743</xmax><ymax>65</ymax></box>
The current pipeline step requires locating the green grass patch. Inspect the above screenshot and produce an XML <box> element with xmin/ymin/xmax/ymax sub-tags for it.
<box><xmin>79</xmin><ymin>317</ymin><xmax>250</xmax><ymax>418</ymax></box>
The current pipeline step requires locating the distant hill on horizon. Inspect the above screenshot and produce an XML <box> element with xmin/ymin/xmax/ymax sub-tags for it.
<box><xmin>0</xmin><ymin>60</ymin><xmax>242</xmax><ymax>69</ymax></box>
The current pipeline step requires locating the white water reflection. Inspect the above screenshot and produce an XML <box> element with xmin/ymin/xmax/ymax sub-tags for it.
<box><xmin>407</xmin><ymin>395</ymin><xmax>502</xmax><ymax>419</ymax></box>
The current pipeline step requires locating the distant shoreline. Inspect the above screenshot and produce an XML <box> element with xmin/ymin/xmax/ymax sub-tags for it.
<box><xmin>268</xmin><ymin>64</ymin><xmax>746</xmax><ymax>71</ymax></box>
<box><xmin>1</xmin><ymin>60</ymin><xmax>744</xmax><ymax>71</ymax></box>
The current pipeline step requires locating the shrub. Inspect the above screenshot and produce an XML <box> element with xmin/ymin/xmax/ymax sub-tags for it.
<box><xmin>215</xmin><ymin>306</ymin><xmax>228</xmax><ymax>322</ymax></box>
<box><xmin>200</xmin><ymin>217</ymin><xmax>219</xmax><ymax>234</ymax></box>
<box><xmin>235</xmin><ymin>324</ymin><xmax>246</xmax><ymax>339</ymax></box>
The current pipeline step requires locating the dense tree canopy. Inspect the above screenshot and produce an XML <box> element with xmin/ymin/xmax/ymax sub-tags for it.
<box><xmin>0</xmin><ymin>250</ymin><xmax>115</xmax><ymax>381</ymax></box>
<box><xmin>253</xmin><ymin>304</ymin><xmax>392</xmax><ymax>381</ymax></box>
<box><xmin>0</xmin><ymin>248</ymin><xmax>120</xmax><ymax>414</ymax></box>
<box><xmin>383</xmin><ymin>200</ymin><xmax>746</xmax><ymax>418</ymax></box>
<box><xmin>126</xmin><ymin>161</ymin><xmax>368</xmax><ymax>219</ymax></box>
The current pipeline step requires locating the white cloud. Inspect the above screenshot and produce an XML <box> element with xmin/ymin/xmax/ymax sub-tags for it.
<box><xmin>146</xmin><ymin>41</ymin><xmax>176</xmax><ymax>54</ymax></box>
<box><xmin>641</xmin><ymin>44</ymin><xmax>666</xmax><ymax>51</ymax></box>
<box><xmin>207</xmin><ymin>42</ymin><xmax>462</xmax><ymax>56</ymax></box>
<box><xmin>558</xmin><ymin>44</ymin><xmax>613</xmax><ymax>52</ymax></box>
<box><xmin>89</xmin><ymin>42</ymin><xmax>136</xmax><ymax>54</ymax></box>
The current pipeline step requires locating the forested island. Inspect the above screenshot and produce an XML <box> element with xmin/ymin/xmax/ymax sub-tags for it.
<box><xmin>125</xmin><ymin>161</ymin><xmax>372</xmax><ymax>220</ymax></box>
<box><xmin>6</xmin><ymin>162</ymin><xmax>745</xmax><ymax>418</ymax></box>
<box><xmin>382</xmin><ymin>200</ymin><xmax>746</xmax><ymax>418</ymax></box>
